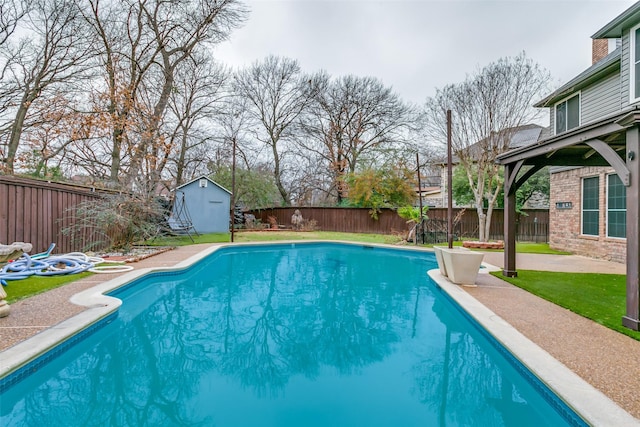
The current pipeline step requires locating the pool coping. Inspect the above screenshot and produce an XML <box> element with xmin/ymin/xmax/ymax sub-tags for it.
<box><xmin>0</xmin><ymin>240</ymin><xmax>637</xmax><ymax>426</ymax></box>
<box><xmin>428</xmin><ymin>268</ymin><xmax>640</xmax><ymax>427</ymax></box>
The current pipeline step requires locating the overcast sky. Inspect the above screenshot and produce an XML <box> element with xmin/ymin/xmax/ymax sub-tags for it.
<box><xmin>213</xmin><ymin>0</ymin><xmax>638</xmax><ymax>107</ymax></box>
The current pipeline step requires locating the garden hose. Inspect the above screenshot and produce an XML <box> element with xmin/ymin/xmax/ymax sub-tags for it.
<box><xmin>0</xmin><ymin>251</ymin><xmax>114</xmax><ymax>286</ymax></box>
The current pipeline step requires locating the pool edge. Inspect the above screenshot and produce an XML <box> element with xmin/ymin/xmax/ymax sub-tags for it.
<box><xmin>0</xmin><ymin>244</ymin><xmax>229</xmax><ymax>380</ymax></box>
<box><xmin>428</xmin><ymin>268</ymin><xmax>640</xmax><ymax>427</ymax></box>
<box><xmin>3</xmin><ymin>240</ymin><xmax>632</xmax><ymax>426</ymax></box>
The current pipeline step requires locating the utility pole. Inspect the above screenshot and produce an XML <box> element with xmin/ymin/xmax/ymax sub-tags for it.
<box><xmin>416</xmin><ymin>152</ymin><xmax>423</xmax><ymax>245</ymax></box>
<box><xmin>230</xmin><ymin>136</ymin><xmax>237</xmax><ymax>243</ymax></box>
<box><xmin>447</xmin><ymin>110</ymin><xmax>453</xmax><ymax>249</ymax></box>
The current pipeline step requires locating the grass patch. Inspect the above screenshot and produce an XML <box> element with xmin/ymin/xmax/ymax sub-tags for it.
<box><xmin>147</xmin><ymin>231</ymin><xmax>565</xmax><ymax>255</ymax></box>
<box><xmin>146</xmin><ymin>231</ymin><xmax>402</xmax><ymax>245</ymax></box>
<box><xmin>146</xmin><ymin>232</ymin><xmax>231</xmax><ymax>246</ymax></box>
<box><xmin>234</xmin><ymin>230</ymin><xmax>402</xmax><ymax>245</ymax></box>
<box><xmin>510</xmin><ymin>242</ymin><xmax>571</xmax><ymax>255</ymax></box>
<box><xmin>3</xmin><ymin>272</ymin><xmax>93</xmax><ymax>304</ymax></box>
<box><xmin>492</xmin><ymin>270</ymin><xmax>640</xmax><ymax>341</ymax></box>
<box><xmin>436</xmin><ymin>241</ymin><xmax>569</xmax><ymax>255</ymax></box>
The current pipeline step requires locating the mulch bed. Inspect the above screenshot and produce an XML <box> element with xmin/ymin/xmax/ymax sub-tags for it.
<box><xmin>462</xmin><ymin>240</ymin><xmax>505</xmax><ymax>249</ymax></box>
<box><xmin>98</xmin><ymin>246</ymin><xmax>175</xmax><ymax>263</ymax></box>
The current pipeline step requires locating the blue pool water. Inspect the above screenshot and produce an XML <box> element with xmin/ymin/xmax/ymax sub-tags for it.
<box><xmin>1</xmin><ymin>243</ymin><xmax>585</xmax><ymax>426</ymax></box>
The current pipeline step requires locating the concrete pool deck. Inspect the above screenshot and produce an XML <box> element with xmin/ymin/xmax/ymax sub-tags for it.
<box><xmin>0</xmin><ymin>243</ymin><xmax>638</xmax><ymax>424</ymax></box>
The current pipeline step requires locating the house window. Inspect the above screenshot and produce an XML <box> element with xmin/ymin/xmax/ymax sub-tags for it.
<box><xmin>607</xmin><ymin>174</ymin><xmax>626</xmax><ymax>238</ymax></box>
<box><xmin>631</xmin><ymin>23</ymin><xmax>640</xmax><ymax>102</ymax></box>
<box><xmin>582</xmin><ymin>176</ymin><xmax>599</xmax><ymax>236</ymax></box>
<box><xmin>555</xmin><ymin>94</ymin><xmax>580</xmax><ymax>134</ymax></box>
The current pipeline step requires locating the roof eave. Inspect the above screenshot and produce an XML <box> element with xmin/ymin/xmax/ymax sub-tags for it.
<box><xmin>176</xmin><ymin>175</ymin><xmax>232</xmax><ymax>194</ymax></box>
<box><xmin>592</xmin><ymin>2</ymin><xmax>640</xmax><ymax>38</ymax></box>
<box><xmin>533</xmin><ymin>52</ymin><xmax>620</xmax><ymax>108</ymax></box>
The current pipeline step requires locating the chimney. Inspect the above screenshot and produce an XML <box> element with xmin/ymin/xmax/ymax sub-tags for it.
<box><xmin>592</xmin><ymin>38</ymin><xmax>609</xmax><ymax>64</ymax></box>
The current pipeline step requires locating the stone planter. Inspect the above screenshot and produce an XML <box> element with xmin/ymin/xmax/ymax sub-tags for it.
<box><xmin>440</xmin><ymin>248</ymin><xmax>485</xmax><ymax>286</ymax></box>
<box><xmin>0</xmin><ymin>285</ymin><xmax>9</xmax><ymax>317</ymax></box>
<box><xmin>433</xmin><ymin>246</ymin><xmax>471</xmax><ymax>277</ymax></box>
<box><xmin>433</xmin><ymin>246</ymin><xmax>448</xmax><ymax>277</ymax></box>
<box><xmin>0</xmin><ymin>242</ymin><xmax>32</xmax><ymax>263</ymax></box>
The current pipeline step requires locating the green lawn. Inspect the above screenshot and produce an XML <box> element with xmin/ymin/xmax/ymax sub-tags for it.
<box><xmin>234</xmin><ymin>230</ymin><xmax>402</xmax><ymax>244</ymax></box>
<box><xmin>496</xmin><ymin>242</ymin><xmax>570</xmax><ymax>255</ymax></box>
<box><xmin>148</xmin><ymin>230</ymin><xmax>404</xmax><ymax>245</ymax></box>
<box><xmin>147</xmin><ymin>230</ymin><xmax>565</xmax><ymax>254</ymax></box>
<box><xmin>445</xmin><ymin>240</ymin><xmax>570</xmax><ymax>255</ymax></box>
<box><xmin>493</xmin><ymin>270</ymin><xmax>640</xmax><ymax>341</ymax></box>
<box><xmin>146</xmin><ymin>232</ymin><xmax>231</xmax><ymax>246</ymax></box>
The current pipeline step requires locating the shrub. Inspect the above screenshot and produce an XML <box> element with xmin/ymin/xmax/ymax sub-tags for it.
<box><xmin>62</xmin><ymin>194</ymin><xmax>165</xmax><ymax>251</ymax></box>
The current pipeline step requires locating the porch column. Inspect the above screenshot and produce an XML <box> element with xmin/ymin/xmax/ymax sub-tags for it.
<box><xmin>624</xmin><ymin>125</ymin><xmax>640</xmax><ymax>330</ymax></box>
<box><xmin>503</xmin><ymin>162</ymin><xmax>517</xmax><ymax>277</ymax></box>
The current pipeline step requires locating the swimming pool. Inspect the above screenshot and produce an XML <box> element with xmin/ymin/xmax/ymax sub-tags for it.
<box><xmin>0</xmin><ymin>242</ymin><xmax>598</xmax><ymax>425</ymax></box>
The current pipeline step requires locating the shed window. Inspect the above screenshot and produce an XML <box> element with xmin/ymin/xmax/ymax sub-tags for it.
<box><xmin>631</xmin><ymin>23</ymin><xmax>640</xmax><ymax>102</ymax></box>
<box><xmin>607</xmin><ymin>174</ymin><xmax>626</xmax><ymax>238</ymax></box>
<box><xmin>555</xmin><ymin>94</ymin><xmax>580</xmax><ymax>134</ymax></box>
<box><xmin>582</xmin><ymin>176</ymin><xmax>599</xmax><ymax>236</ymax></box>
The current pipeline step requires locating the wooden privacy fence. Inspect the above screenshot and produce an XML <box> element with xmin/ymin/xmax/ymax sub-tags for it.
<box><xmin>0</xmin><ymin>174</ymin><xmax>550</xmax><ymax>253</ymax></box>
<box><xmin>247</xmin><ymin>207</ymin><xmax>549</xmax><ymax>242</ymax></box>
<box><xmin>0</xmin><ymin>175</ymin><xmax>111</xmax><ymax>253</ymax></box>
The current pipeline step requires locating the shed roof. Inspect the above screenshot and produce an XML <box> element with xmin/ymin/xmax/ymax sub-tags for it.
<box><xmin>176</xmin><ymin>175</ymin><xmax>231</xmax><ymax>195</ymax></box>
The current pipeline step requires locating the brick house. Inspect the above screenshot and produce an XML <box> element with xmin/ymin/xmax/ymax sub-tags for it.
<box><xmin>550</xmin><ymin>166</ymin><xmax>626</xmax><ymax>262</ymax></box>
<box><xmin>496</xmin><ymin>1</ymin><xmax>640</xmax><ymax>329</ymax></box>
<box><xmin>534</xmin><ymin>17</ymin><xmax>628</xmax><ymax>262</ymax></box>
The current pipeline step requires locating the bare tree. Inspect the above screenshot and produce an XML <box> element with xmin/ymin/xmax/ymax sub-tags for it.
<box><xmin>233</xmin><ymin>55</ymin><xmax>317</xmax><ymax>206</ymax></box>
<box><xmin>82</xmin><ymin>0</ymin><xmax>246</xmax><ymax>189</ymax></box>
<box><xmin>127</xmin><ymin>0</ymin><xmax>246</xmax><ymax>192</ymax></box>
<box><xmin>82</xmin><ymin>0</ymin><xmax>159</xmax><ymax>184</ymax></box>
<box><xmin>300</xmin><ymin>74</ymin><xmax>414</xmax><ymax>204</ymax></box>
<box><xmin>1</xmin><ymin>0</ymin><xmax>93</xmax><ymax>174</ymax></box>
<box><xmin>423</xmin><ymin>52</ymin><xmax>550</xmax><ymax>241</ymax></box>
<box><xmin>217</xmin><ymin>88</ymin><xmax>251</xmax><ymax>167</ymax></box>
<box><xmin>20</xmin><ymin>92</ymin><xmax>91</xmax><ymax>177</ymax></box>
<box><xmin>286</xmin><ymin>146</ymin><xmax>333</xmax><ymax>205</ymax></box>
<box><xmin>166</xmin><ymin>55</ymin><xmax>228</xmax><ymax>187</ymax></box>
<box><xmin>0</xmin><ymin>0</ymin><xmax>28</xmax><ymax>47</ymax></box>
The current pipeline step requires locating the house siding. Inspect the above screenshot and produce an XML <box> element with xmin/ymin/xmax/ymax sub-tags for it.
<box><xmin>549</xmin><ymin>167</ymin><xmax>626</xmax><ymax>263</ymax></box>
<box><xmin>533</xmin><ymin>6</ymin><xmax>640</xmax><ymax>265</ymax></box>
<box><xmin>582</xmin><ymin>72</ymin><xmax>622</xmax><ymax>122</ymax></box>
<box><xmin>621</xmin><ymin>29</ymin><xmax>631</xmax><ymax>108</ymax></box>
<box><xmin>547</xmin><ymin>72</ymin><xmax>621</xmax><ymax>133</ymax></box>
